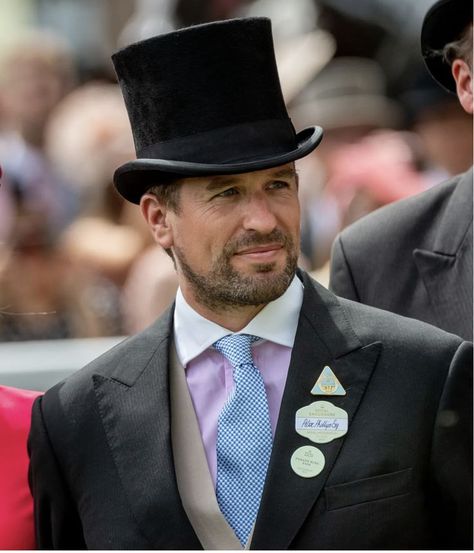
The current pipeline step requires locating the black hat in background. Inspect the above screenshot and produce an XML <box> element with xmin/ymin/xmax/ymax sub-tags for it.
<box><xmin>112</xmin><ymin>18</ymin><xmax>323</xmax><ymax>204</ymax></box>
<box><xmin>289</xmin><ymin>57</ymin><xmax>402</xmax><ymax>132</ymax></box>
<box><xmin>421</xmin><ymin>0</ymin><xmax>473</xmax><ymax>93</ymax></box>
<box><xmin>398</xmin><ymin>64</ymin><xmax>462</xmax><ymax>129</ymax></box>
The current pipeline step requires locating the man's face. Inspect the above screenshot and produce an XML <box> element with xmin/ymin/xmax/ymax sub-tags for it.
<box><xmin>143</xmin><ymin>163</ymin><xmax>301</xmax><ymax>312</ymax></box>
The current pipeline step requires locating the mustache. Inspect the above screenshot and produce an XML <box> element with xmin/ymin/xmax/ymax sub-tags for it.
<box><xmin>223</xmin><ymin>229</ymin><xmax>292</xmax><ymax>256</ymax></box>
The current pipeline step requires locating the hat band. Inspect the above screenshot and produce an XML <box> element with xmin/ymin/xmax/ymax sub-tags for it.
<box><xmin>136</xmin><ymin>119</ymin><xmax>297</xmax><ymax>163</ymax></box>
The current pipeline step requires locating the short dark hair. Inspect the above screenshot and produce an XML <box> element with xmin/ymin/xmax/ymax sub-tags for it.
<box><xmin>145</xmin><ymin>181</ymin><xmax>182</xmax><ymax>263</ymax></box>
<box><xmin>146</xmin><ymin>180</ymin><xmax>182</xmax><ymax>213</ymax></box>
<box><xmin>442</xmin><ymin>23</ymin><xmax>473</xmax><ymax>68</ymax></box>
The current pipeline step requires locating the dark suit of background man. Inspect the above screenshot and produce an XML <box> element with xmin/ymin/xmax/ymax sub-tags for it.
<box><xmin>330</xmin><ymin>0</ymin><xmax>473</xmax><ymax>341</ymax></box>
<box><xmin>28</xmin><ymin>17</ymin><xmax>472</xmax><ymax>550</ymax></box>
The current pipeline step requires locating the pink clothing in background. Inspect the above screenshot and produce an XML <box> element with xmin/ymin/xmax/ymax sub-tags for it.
<box><xmin>0</xmin><ymin>385</ymin><xmax>42</xmax><ymax>550</ymax></box>
<box><xmin>186</xmin><ymin>340</ymin><xmax>291</xmax><ymax>486</ymax></box>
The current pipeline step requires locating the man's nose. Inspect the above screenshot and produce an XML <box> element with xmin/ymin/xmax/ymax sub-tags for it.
<box><xmin>242</xmin><ymin>194</ymin><xmax>278</xmax><ymax>233</ymax></box>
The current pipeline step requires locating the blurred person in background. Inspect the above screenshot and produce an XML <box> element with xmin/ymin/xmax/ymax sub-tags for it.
<box><xmin>310</xmin><ymin>130</ymin><xmax>426</xmax><ymax>286</ymax></box>
<box><xmin>0</xmin><ymin>384</ymin><xmax>41</xmax><ymax>549</ymax></box>
<box><xmin>121</xmin><ymin>244</ymin><xmax>177</xmax><ymax>334</ymax></box>
<box><xmin>0</xmin><ymin>83</ymin><xmax>136</xmax><ymax>340</ymax></box>
<box><xmin>0</xmin><ymin>212</ymin><xmax>78</xmax><ymax>341</ymax></box>
<box><xmin>324</xmin><ymin>132</ymin><xmax>426</xmax><ymax>230</ymax></box>
<box><xmin>0</xmin><ymin>31</ymin><xmax>79</xmax><ymax>236</ymax></box>
<box><xmin>0</xmin><ymin>210</ymin><xmax>122</xmax><ymax>340</ymax></box>
<box><xmin>330</xmin><ymin>0</ymin><xmax>473</xmax><ymax>341</ymax></box>
<box><xmin>400</xmin><ymin>65</ymin><xmax>473</xmax><ymax>182</ymax></box>
<box><xmin>46</xmin><ymin>81</ymin><xmax>177</xmax><ymax>335</ymax></box>
<box><xmin>0</xmin><ymin>31</ymin><xmax>94</xmax><ymax>342</ymax></box>
<box><xmin>0</xmin><ymin>31</ymin><xmax>74</xmax><ymax>149</ymax></box>
<box><xmin>118</xmin><ymin>0</ymin><xmax>252</xmax><ymax>46</ymax></box>
<box><xmin>288</xmin><ymin>56</ymin><xmax>413</xmax><ymax>272</ymax></box>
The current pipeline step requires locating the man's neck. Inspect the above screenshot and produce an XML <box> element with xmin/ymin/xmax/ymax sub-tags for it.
<box><xmin>179</xmin><ymin>290</ymin><xmax>267</xmax><ymax>332</ymax></box>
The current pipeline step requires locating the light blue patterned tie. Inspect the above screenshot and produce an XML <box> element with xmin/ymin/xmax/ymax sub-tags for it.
<box><xmin>213</xmin><ymin>334</ymin><xmax>273</xmax><ymax>546</ymax></box>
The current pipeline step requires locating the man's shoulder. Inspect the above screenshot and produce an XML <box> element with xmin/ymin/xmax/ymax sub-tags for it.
<box><xmin>333</xmin><ymin>294</ymin><xmax>469</xmax><ymax>376</ymax></box>
<box><xmin>42</xmin><ymin>308</ymin><xmax>173</xmax><ymax>406</ymax></box>
<box><xmin>338</xmin><ymin>172</ymin><xmax>464</xmax><ymax>249</ymax></box>
<box><xmin>307</xmin><ymin>273</ymin><xmax>465</xmax><ymax>354</ymax></box>
<box><xmin>338</xmin><ymin>293</ymin><xmax>462</xmax><ymax>347</ymax></box>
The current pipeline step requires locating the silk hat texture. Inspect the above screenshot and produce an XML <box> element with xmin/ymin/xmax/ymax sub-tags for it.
<box><xmin>112</xmin><ymin>18</ymin><xmax>323</xmax><ymax>204</ymax></box>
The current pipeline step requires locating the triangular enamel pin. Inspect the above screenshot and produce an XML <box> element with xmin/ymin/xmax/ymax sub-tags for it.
<box><xmin>311</xmin><ymin>365</ymin><xmax>346</xmax><ymax>396</ymax></box>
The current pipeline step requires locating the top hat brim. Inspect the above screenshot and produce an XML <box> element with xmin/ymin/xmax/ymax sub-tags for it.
<box><xmin>422</xmin><ymin>57</ymin><xmax>456</xmax><ymax>93</ymax></box>
<box><xmin>421</xmin><ymin>0</ymin><xmax>473</xmax><ymax>93</ymax></box>
<box><xmin>114</xmin><ymin>125</ymin><xmax>323</xmax><ymax>204</ymax></box>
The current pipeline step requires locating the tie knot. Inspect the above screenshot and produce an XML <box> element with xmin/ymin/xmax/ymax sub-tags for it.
<box><xmin>213</xmin><ymin>334</ymin><xmax>259</xmax><ymax>368</ymax></box>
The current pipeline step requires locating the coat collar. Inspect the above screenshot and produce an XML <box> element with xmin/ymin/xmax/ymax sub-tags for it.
<box><xmin>92</xmin><ymin>307</ymin><xmax>202</xmax><ymax>549</ymax></box>
<box><xmin>412</xmin><ymin>168</ymin><xmax>473</xmax><ymax>339</ymax></box>
<box><xmin>431</xmin><ymin>167</ymin><xmax>473</xmax><ymax>256</ymax></box>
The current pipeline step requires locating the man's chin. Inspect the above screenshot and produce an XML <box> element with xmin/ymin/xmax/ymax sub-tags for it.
<box><xmin>248</xmin><ymin>263</ymin><xmax>279</xmax><ymax>275</ymax></box>
<box><xmin>229</xmin><ymin>262</ymin><xmax>296</xmax><ymax>298</ymax></box>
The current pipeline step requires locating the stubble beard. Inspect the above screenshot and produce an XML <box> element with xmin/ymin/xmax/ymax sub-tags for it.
<box><xmin>174</xmin><ymin>229</ymin><xmax>298</xmax><ymax>312</ymax></box>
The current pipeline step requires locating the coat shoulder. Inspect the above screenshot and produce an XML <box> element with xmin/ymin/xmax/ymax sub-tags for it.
<box><xmin>306</xmin><ymin>272</ymin><xmax>465</xmax><ymax>357</ymax></box>
<box><xmin>41</xmin><ymin>307</ymin><xmax>173</xmax><ymax>409</ymax></box>
<box><xmin>338</xmin><ymin>293</ymin><xmax>464</xmax><ymax>355</ymax></box>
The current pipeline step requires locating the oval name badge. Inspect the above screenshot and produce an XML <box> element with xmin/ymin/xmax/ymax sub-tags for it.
<box><xmin>291</xmin><ymin>446</ymin><xmax>325</xmax><ymax>478</ymax></box>
<box><xmin>295</xmin><ymin>400</ymin><xmax>348</xmax><ymax>444</ymax></box>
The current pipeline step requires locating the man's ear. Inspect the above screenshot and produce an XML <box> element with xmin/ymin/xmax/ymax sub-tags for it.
<box><xmin>140</xmin><ymin>193</ymin><xmax>174</xmax><ymax>249</ymax></box>
<box><xmin>452</xmin><ymin>59</ymin><xmax>473</xmax><ymax>114</ymax></box>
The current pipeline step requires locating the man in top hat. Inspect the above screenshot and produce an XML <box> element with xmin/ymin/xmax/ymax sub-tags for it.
<box><xmin>330</xmin><ymin>0</ymin><xmax>473</xmax><ymax>342</ymax></box>
<box><xmin>29</xmin><ymin>17</ymin><xmax>471</xmax><ymax>549</ymax></box>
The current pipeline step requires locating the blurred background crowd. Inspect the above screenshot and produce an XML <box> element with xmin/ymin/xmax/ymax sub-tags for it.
<box><xmin>0</xmin><ymin>0</ymin><xmax>472</xmax><ymax>342</ymax></box>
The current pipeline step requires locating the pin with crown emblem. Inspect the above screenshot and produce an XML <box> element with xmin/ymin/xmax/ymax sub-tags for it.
<box><xmin>311</xmin><ymin>366</ymin><xmax>346</xmax><ymax>396</ymax></box>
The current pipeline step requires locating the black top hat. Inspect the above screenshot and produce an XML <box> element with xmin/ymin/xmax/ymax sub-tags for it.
<box><xmin>112</xmin><ymin>18</ymin><xmax>323</xmax><ymax>204</ymax></box>
<box><xmin>421</xmin><ymin>0</ymin><xmax>473</xmax><ymax>93</ymax></box>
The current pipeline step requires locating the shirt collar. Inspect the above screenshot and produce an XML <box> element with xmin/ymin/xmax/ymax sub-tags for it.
<box><xmin>173</xmin><ymin>275</ymin><xmax>304</xmax><ymax>366</ymax></box>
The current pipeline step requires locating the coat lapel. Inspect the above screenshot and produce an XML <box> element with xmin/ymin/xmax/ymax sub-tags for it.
<box><xmin>413</xmin><ymin>169</ymin><xmax>473</xmax><ymax>338</ymax></box>
<box><xmin>251</xmin><ymin>273</ymin><xmax>381</xmax><ymax>549</ymax></box>
<box><xmin>92</xmin><ymin>307</ymin><xmax>201</xmax><ymax>549</ymax></box>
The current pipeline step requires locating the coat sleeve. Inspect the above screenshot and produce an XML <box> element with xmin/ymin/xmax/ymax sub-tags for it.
<box><xmin>429</xmin><ymin>339</ymin><xmax>473</xmax><ymax>548</ymax></box>
<box><xmin>329</xmin><ymin>235</ymin><xmax>361</xmax><ymax>301</ymax></box>
<box><xmin>28</xmin><ymin>395</ymin><xmax>86</xmax><ymax>550</ymax></box>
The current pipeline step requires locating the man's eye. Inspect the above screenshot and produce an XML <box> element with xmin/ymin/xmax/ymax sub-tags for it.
<box><xmin>215</xmin><ymin>188</ymin><xmax>238</xmax><ymax>198</ymax></box>
<box><xmin>269</xmin><ymin>180</ymin><xmax>289</xmax><ymax>190</ymax></box>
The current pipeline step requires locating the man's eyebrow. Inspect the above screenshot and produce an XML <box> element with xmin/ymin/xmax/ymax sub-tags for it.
<box><xmin>269</xmin><ymin>168</ymin><xmax>298</xmax><ymax>180</ymax></box>
<box><xmin>206</xmin><ymin>169</ymin><xmax>298</xmax><ymax>191</ymax></box>
<box><xmin>205</xmin><ymin>176</ymin><xmax>241</xmax><ymax>191</ymax></box>
<box><xmin>205</xmin><ymin>167</ymin><xmax>297</xmax><ymax>191</ymax></box>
